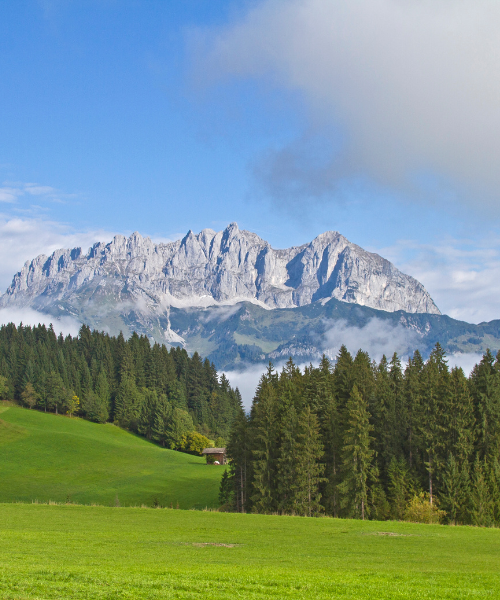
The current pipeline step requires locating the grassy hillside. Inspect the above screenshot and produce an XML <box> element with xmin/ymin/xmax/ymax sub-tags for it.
<box><xmin>0</xmin><ymin>402</ymin><xmax>222</xmax><ymax>508</ymax></box>
<box><xmin>1</xmin><ymin>503</ymin><xmax>499</xmax><ymax>599</ymax></box>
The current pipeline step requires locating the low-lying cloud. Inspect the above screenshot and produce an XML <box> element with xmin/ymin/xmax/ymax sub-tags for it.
<box><xmin>0</xmin><ymin>307</ymin><xmax>81</xmax><ymax>337</ymax></box>
<box><xmin>193</xmin><ymin>0</ymin><xmax>500</xmax><ymax>208</ymax></box>
<box><xmin>322</xmin><ymin>317</ymin><xmax>422</xmax><ymax>363</ymax></box>
<box><xmin>223</xmin><ymin>363</ymin><xmax>268</xmax><ymax>410</ymax></box>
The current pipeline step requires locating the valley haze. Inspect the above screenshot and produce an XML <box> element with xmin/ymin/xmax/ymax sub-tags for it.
<box><xmin>0</xmin><ymin>223</ymin><xmax>496</xmax><ymax>407</ymax></box>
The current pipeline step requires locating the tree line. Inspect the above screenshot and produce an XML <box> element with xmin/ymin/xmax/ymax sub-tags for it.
<box><xmin>0</xmin><ymin>322</ymin><xmax>242</xmax><ymax>450</ymax></box>
<box><xmin>221</xmin><ymin>345</ymin><xmax>500</xmax><ymax>526</ymax></box>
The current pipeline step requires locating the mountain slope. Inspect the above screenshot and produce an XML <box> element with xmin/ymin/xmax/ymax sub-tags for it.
<box><xmin>167</xmin><ymin>299</ymin><xmax>500</xmax><ymax>369</ymax></box>
<box><xmin>0</xmin><ymin>224</ymin><xmax>440</xmax><ymax>328</ymax></box>
<box><xmin>4</xmin><ymin>224</ymin><xmax>493</xmax><ymax>369</ymax></box>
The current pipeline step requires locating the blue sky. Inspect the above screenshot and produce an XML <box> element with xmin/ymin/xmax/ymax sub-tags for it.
<box><xmin>1</xmin><ymin>0</ymin><xmax>500</xmax><ymax>324</ymax></box>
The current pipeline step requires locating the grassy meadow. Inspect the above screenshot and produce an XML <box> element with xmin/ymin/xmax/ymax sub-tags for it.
<box><xmin>0</xmin><ymin>503</ymin><xmax>499</xmax><ymax>599</ymax></box>
<box><xmin>1</xmin><ymin>401</ymin><xmax>500</xmax><ymax>598</ymax></box>
<box><xmin>0</xmin><ymin>402</ymin><xmax>221</xmax><ymax>508</ymax></box>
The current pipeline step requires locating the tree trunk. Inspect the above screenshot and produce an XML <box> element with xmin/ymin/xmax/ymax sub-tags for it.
<box><xmin>429</xmin><ymin>453</ymin><xmax>433</xmax><ymax>505</ymax></box>
<box><xmin>308</xmin><ymin>471</ymin><xmax>311</xmax><ymax>518</ymax></box>
<box><xmin>240</xmin><ymin>465</ymin><xmax>244</xmax><ymax>513</ymax></box>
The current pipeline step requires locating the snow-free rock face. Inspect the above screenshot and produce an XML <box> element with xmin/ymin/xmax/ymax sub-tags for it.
<box><xmin>0</xmin><ymin>223</ymin><xmax>440</xmax><ymax>317</ymax></box>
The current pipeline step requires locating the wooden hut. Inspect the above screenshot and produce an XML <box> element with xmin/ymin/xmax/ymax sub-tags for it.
<box><xmin>201</xmin><ymin>448</ymin><xmax>226</xmax><ymax>465</ymax></box>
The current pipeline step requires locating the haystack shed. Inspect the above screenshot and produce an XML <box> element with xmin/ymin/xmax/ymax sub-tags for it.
<box><xmin>201</xmin><ymin>448</ymin><xmax>226</xmax><ymax>465</ymax></box>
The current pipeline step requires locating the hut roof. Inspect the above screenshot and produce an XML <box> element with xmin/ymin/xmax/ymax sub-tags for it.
<box><xmin>201</xmin><ymin>448</ymin><xmax>226</xmax><ymax>454</ymax></box>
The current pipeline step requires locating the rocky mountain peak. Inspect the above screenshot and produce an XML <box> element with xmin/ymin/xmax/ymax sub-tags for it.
<box><xmin>0</xmin><ymin>224</ymin><xmax>441</xmax><ymax>320</ymax></box>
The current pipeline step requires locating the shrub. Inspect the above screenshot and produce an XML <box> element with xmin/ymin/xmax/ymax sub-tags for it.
<box><xmin>404</xmin><ymin>492</ymin><xmax>446</xmax><ymax>524</ymax></box>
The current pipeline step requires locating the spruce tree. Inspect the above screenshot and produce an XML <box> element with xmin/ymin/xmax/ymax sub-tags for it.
<box><xmin>292</xmin><ymin>405</ymin><xmax>325</xmax><ymax>517</ymax></box>
<box><xmin>339</xmin><ymin>385</ymin><xmax>375</xmax><ymax>520</ymax></box>
<box><xmin>470</xmin><ymin>455</ymin><xmax>494</xmax><ymax>527</ymax></box>
<box><xmin>440</xmin><ymin>453</ymin><xmax>470</xmax><ymax>525</ymax></box>
<box><xmin>250</xmin><ymin>374</ymin><xmax>278</xmax><ymax>514</ymax></box>
<box><xmin>81</xmin><ymin>390</ymin><xmax>109</xmax><ymax>423</ymax></box>
<box><xmin>387</xmin><ymin>457</ymin><xmax>415</xmax><ymax>520</ymax></box>
<box><xmin>419</xmin><ymin>343</ymin><xmax>450</xmax><ymax>503</ymax></box>
<box><xmin>470</xmin><ymin>350</ymin><xmax>500</xmax><ymax>461</ymax></box>
<box><xmin>276</xmin><ymin>387</ymin><xmax>298</xmax><ymax>514</ymax></box>
<box><xmin>225</xmin><ymin>403</ymin><xmax>251</xmax><ymax>513</ymax></box>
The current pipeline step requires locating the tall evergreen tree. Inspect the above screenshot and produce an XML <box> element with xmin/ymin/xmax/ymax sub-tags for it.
<box><xmin>292</xmin><ymin>405</ymin><xmax>325</xmax><ymax>517</ymax></box>
<box><xmin>339</xmin><ymin>385</ymin><xmax>375</xmax><ymax>520</ymax></box>
<box><xmin>251</xmin><ymin>373</ymin><xmax>279</xmax><ymax>514</ymax></box>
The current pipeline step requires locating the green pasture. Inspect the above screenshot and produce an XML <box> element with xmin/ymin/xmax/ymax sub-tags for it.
<box><xmin>0</xmin><ymin>403</ymin><xmax>221</xmax><ymax>508</ymax></box>
<box><xmin>0</xmin><ymin>503</ymin><xmax>499</xmax><ymax>599</ymax></box>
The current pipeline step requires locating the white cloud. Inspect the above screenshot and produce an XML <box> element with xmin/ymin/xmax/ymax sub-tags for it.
<box><xmin>448</xmin><ymin>352</ymin><xmax>483</xmax><ymax>377</ymax></box>
<box><xmin>0</xmin><ymin>307</ymin><xmax>81</xmax><ymax>337</ymax></box>
<box><xmin>0</xmin><ymin>181</ymin><xmax>72</xmax><ymax>204</ymax></box>
<box><xmin>0</xmin><ymin>187</ymin><xmax>20</xmax><ymax>203</ymax></box>
<box><xmin>224</xmin><ymin>359</ymin><xmax>311</xmax><ymax>410</ymax></box>
<box><xmin>193</xmin><ymin>0</ymin><xmax>500</xmax><ymax>207</ymax></box>
<box><xmin>198</xmin><ymin>304</ymin><xmax>242</xmax><ymax>324</ymax></box>
<box><xmin>223</xmin><ymin>364</ymin><xmax>267</xmax><ymax>410</ymax></box>
<box><xmin>0</xmin><ymin>213</ymin><xmax>188</xmax><ymax>294</ymax></box>
<box><xmin>322</xmin><ymin>317</ymin><xmax>422</xmax><ymax>363</ymax></box>
<box><xmin>378</xmin><ymin>237</ymin><xmax>500</xmax><ymax>323</ymax></box>
<box><xmin>0</xmin><ymin>216</ymin><xmax>116</xmax><ymax>292</ymax></box>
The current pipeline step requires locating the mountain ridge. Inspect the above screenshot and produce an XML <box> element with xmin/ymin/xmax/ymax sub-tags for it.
<box><xmin>0</xmin><ymin>223</ymin><xmax>440</xmax><ymax>318</ymax></box>
<box><xmin>4</xmin><ymin>223</ymin><xmax>489</xmax><ymax>369</ymax></box>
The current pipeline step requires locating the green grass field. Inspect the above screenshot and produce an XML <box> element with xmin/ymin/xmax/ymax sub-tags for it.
<box><xmin>0</xmin><ymin>403</ymin><xmax>221</xmax><ymax>508</ymax></box>
<box><xmin>0</xmin><ymin>503</ymin><xmax>499</xmax><ymax>599</ymax></box>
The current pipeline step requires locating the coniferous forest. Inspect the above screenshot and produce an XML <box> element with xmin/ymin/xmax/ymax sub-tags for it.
<box><xmin>221</xmin><ymin>345</ymin><xmax>500</xmax><ymax>526</ymax></box>
<box><xmin>2</xmin><ymin>321</ymin><xmax>500</xmax><ymax>526</ymax></box>
<box><xmin>0</xmin><ymin>323</ymin><xmax>242</xmax><ymax>450</ymax></box>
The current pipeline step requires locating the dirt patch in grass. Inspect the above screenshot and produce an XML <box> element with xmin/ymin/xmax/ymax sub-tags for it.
<box><xmin>185</xmin><ymin>542</ymin><xmax>243</xmax><ymax>548</ymax></box>
<box><xmin>369</xmin><ymin>532</ymin><xmax>414</xmax><ymax>537</ymax></box>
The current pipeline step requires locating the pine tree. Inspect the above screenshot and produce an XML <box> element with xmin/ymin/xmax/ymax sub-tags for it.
<box><xmin>250</xmin><ymin>374</ymin><xmax>278</xmax><ymax>514</ymax></box>
<box><xmin>489</xmin><ymin>458</ymin><xmax>500</xmax><ymax>526</ymax></box>
<box><xmin>448</xmin><ymin>367</ymin><xmax>475</xmax><ymax>464</ymax></box>
<box><xmin>81</xmin><ymin>390</ymin><xmax>109</xmax><ymax>423</ymax></box>
<box><xmin>95</xmin><ymin>367</ymin><xmax>111</xmax><ymax>415</ymax></box>
<box><xmin>440</xmin><ymin>453</ymin><xmax>470</xmax><ymax>525</ymax></box>
<box><xmin>292</xmin><ymin>405</ymin><xmax>325</xmax><ymax>517</ymax></box>
<box><xmin>219</xmin><ymin>469</ymin><xmax>233</xmax><ymax>507</ymax></box>
<box><xmin>276</xmin><ymin>388</ymin><xmax>298</xmax><ymax>515</ymax></box>
<box><xmin>470</xmin><ymin>455</ymin><xmax>494</xmax><ymax>527</ymax></box>
<box><xmin>387</xmin><ymin>457</ymin><xmax>415</xmax><ymax>520</ymax></box>
<box><xmin>470</xmin><ymin>350</ymin><xmax>500</xmax><ymax>461</ymax></box>
<box><xmin>137</xmin><ymin>389</ymin><xmax>159</xmax><ymax>440</ymax></box>
<box><xmin>225</xmin><ymin>404</ymin><xmax>251</xmax><ymax>513</ymax></box>
<box><xmin>373</xmin><ymin>355</ymin><xmax>396</xmax><ymax>482</ymax></box>
<box><xmin>404</xmin><ymin>351</ymin><xmax>424</xmax><ymax>469</ymax></box>
<box><xmin>333</xmin><ymin>345</ymin><xmax>354</xmax><ymax>411</ymax></box>
<box><xmin>419</xmin><ymin>343</ymin><xmax>450</xmax><ymax>504</ymax></box>
<box><xmin>45</xmin><ymin>371</ymin><xmax>66</xmax><ymax>414</ymax></box>
<box><xmin>339</xmin><ymin>385</ymin><xmax>375</xmax><ymax>520</ymax></box>
<box><xmin>152</xmin><ymin>398</ymin><xmax>173</xmax><ymax>447</ymax></box>
<box><xmin>114</xmin><ymin>374</ymin><xmax>143</xmax><ymax>430</ymax></box>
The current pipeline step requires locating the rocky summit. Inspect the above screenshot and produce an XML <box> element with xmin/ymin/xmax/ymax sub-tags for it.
<box><xmin>1</xmin><ymin>223</ymin><xmax>440</xmax><ymax>318</ymax></box>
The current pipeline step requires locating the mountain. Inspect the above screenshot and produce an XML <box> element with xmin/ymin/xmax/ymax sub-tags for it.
<box><xmin>1</xmin><ymin>223</ymin><xmax>439</xmax><ymax>318</ymax></box>
<box><xmin>3</xmin><ymin>223</ymin><xmax>495</xmax><ymax>369</ymax></box>
<box><xmin>166</xmin><ymin>299</ymin><xmax>500</xmax><ymax>369</ymax></box>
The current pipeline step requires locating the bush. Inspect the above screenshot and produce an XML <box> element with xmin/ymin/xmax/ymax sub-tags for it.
<box><xmin>181</xmin><ymin>431</ymin><xmax>213</xmax><ymax>455</ymax></box>
<box><xmin>404</xmin><ymin>492</ymin><xmax>446</xmax><ymax>524</ymax></box>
